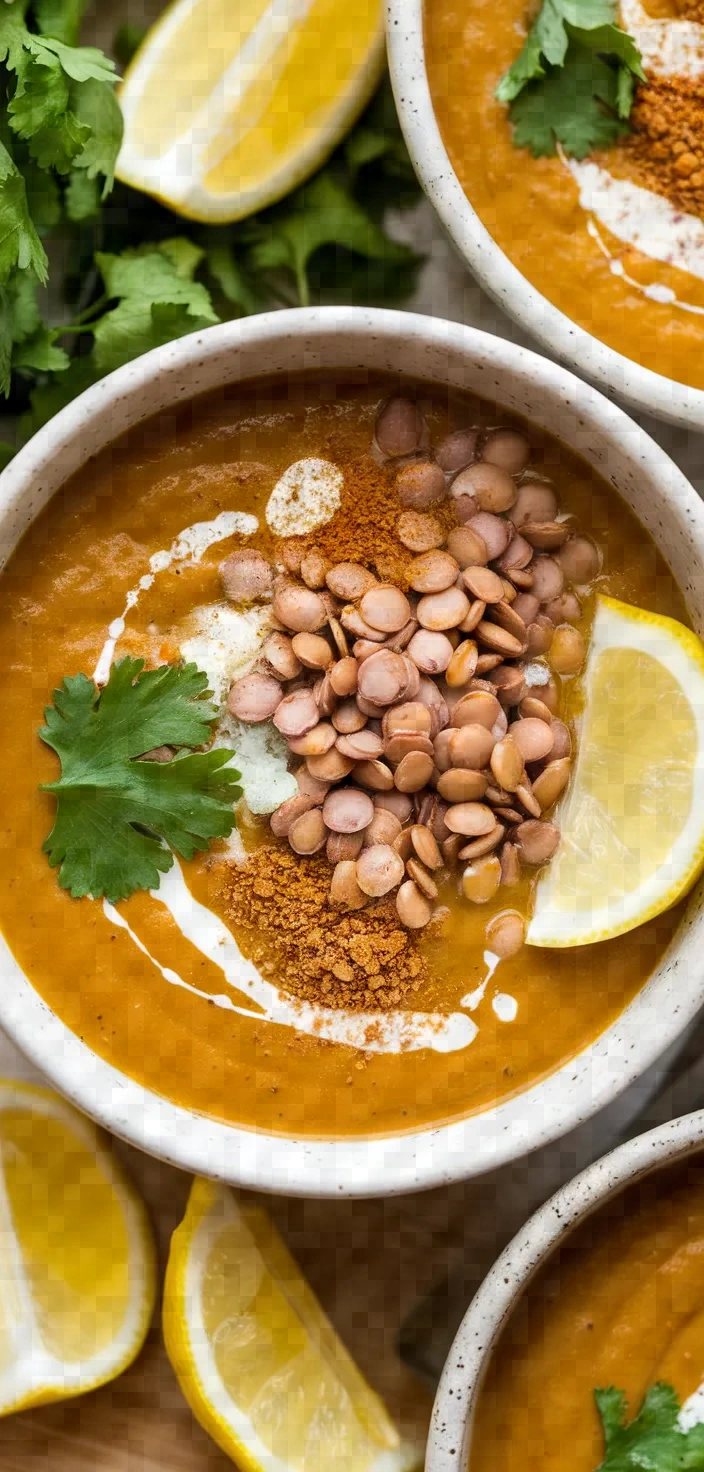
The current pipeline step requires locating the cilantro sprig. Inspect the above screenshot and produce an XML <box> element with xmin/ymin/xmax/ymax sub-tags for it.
<box><xmin>39</xmin><ymin>658</ymin><xmax>242</xmax><ymax>905</ymax></box>
<box><xmin>594</xmin><ymin>1383</ymin><xmax>704</xmax><ymax>1470</ymax></box>
<box><xmin>496</xmin><ymin>0</ymin><xmax>645</xmax><ymax>158</ymax></box>
<box><xmin>0</xmin><ymin>1</ymin><xmax>422</xmax><ymax>457</ymax></box>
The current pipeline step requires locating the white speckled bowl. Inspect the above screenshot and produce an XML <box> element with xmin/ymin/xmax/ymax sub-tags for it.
<box><xmin>1</xmin><ymin>306</ymin><xmax>703</xmax><ymax>1197</ymax></box>
<box><xmin>385</xmin><ymin>1</ymin><xmax>704</xmax><ymax>431</ymax></box>
<box><xmin>427</xmin><ymin>1108</ymin><xmax>704</xmax><ymax>1470</ymax></box>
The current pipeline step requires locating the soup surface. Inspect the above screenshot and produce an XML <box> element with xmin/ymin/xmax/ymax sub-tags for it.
<box><xmin>0</xmin><ymin>375</ymin><xmax>684</xmax><ymax>1137</ymax></box>
<box><xmin>425</xmin><ymin>0</ymin><xmax>704</xmax><ymax>391</ymax></box>
<box><xmin>469</xmin><ymin>1156</ymin><xmax>704</xmax><ymax>1470</ymax></box>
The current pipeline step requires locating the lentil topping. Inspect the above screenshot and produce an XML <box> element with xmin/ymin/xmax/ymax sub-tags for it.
<box><xmin>225</xmin><ymin>395</ymin><xmax>599</xmax><ymax>990</ymax></box>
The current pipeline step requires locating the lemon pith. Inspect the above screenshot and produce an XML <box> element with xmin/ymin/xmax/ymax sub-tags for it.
<box><xmin>163</xmin><ymin>1178</ymin><xmax>421</xmax><ymax>1471</ymax></box>
<box><xmin>116</xmin><ymin>0</ymin><xmax>385</xmax><ymax>223</ymax></box>
<box><xmin>0</xmin><ymin>1082</ymin><xmax>156</xmax><ymax>1416</ymax></box>
<box><xmin>528</xmin><ymin>595</ymin><xmax>704</xmax><ymax>948</ymax></box>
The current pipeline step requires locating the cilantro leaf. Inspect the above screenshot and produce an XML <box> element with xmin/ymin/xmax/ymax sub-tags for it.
<box><xmin>497</xmin><ymin>0</ymin><xmax>616</xmax><ymax>100</ymax></box>
<box><xmin>34</xmin><ymin>0</ymin><xmax>89</xmax><ymax>47</ymax></box>
<box><xmin>40</xmin><ymin>658</ymin><xmax>241</xmax><ymax>905</ymax></box>
<box><xmin>70</xmin><ymin>77</ymin><xmax>123</xmax><ymax>193</ymax></box>
<box><xmin>248</xmin><ymin>171</ymin><xmax>417</xmax><ymax>306</ymax></box>
<box><xmin>0</xmin><ymin>141</ymin><xmax>47</xmax><ymax>283</ymax></box>
<box><xmin>91</xmin><ymin>239</ymin><xmax>219</xmax><ymax>373</ymax></box>
<box><xmin>496</xmin><ymin>0</ymin><xmax>644</xmax><ymax>157</ymax></box>
<box><xmin>594</xmin><ymin>1383</ymin><xmax>704</xmax><ymax>1471</ymax></box>
<box><xmin>509</xmin><ymin>42</ymin><xmax>632</xmax><ymax>157</ymax></box>
<box><xmin>64</xmin><ymin>165</ymin><xmax>99</xmax><ymax>220</ymax></box>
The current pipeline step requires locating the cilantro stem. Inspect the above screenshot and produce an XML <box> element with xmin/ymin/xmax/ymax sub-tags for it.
<box><xmin>57</xmin><ymin>294</ymin><xmax>111</xmax><ymax>334</ymax></box>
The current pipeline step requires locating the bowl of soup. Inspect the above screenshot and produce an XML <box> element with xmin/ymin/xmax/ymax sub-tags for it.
<box><xmin>427</xmin><ymin>1107</ymin><xmax>704</xmax><ymax>1470</ymax></box>
<box><xmin>386</xmin><ymin>0</ymin><xmax>704</xmax><ymax>429</ymax></box>
<box><xmin>0</xmin><ymin>305</ymin><xmax>703</xmax><ymax>1197</ymax></box>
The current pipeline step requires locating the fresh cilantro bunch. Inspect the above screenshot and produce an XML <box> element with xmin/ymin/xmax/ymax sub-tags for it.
<box><xmin>594</xmin><ymin>1383</ymin><xmax>704</xmax><ymax>1470</ymax></box>
<box><xmin>0</xmin><ymin>1</ymin><xmax>423</xmax><ymax>458</ymax></box>
<box><xmin>496</xmin><ymin>0</ymin><xmax>645</xmax><ymax>158</ymax></box>
<box><xmin>0</xmin><ymin>0</ymin><xmax>123</xmax><ymax>397</ymax></box>
<box><xmin>40</xmin><ymin>658</ymin><xmax>242</xmax><ymax>904</ymax></box>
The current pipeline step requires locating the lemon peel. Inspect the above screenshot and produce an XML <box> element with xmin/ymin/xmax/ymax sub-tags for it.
<box><xmin>163</xmin><ymin>1177</ymin><xmax>421</xmax><ymax>1471</ymax></box>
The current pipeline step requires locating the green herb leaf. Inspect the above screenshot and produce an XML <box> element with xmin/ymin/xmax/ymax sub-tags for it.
<box><xmin>248</xmin><ymin>171</ymin><xmax>417</xmax><ymax>306</ymax></box>
<box><xmin>91</xmin><ymin>239</ymin><xmax>219</xmax><ymax>372</ymax></box>
<box><xmin>12</xmin><ymin>325</ymin><xmax>68</xmax><ymax>372</ymax></box>
<box><xmin>204</xmin><ymin>242</ymin><xmax>266</xmax><ymax>314</ymax></box>
<box><xmin>34</xmin><ymin>0</ymin><xmax>89</xmax><ymax>47</ymax></box>
<box><xmin>508</xmin><ymin>40</ymin><xmax>632</xmax><ymax>157</ymax></box>
<box><xmin>594</xmin><ymin>1382</ymin><xmax>704</xmax><ymax>1470</ymax></box>
<box><xmin>40</xmin><ymin>657</ymin><xmax>241</xmax><ymax>905</ymax></box>
<box><xmin>0</xmin><ymin>141</ymin><xmax>47</xmax><ymax>283</ymax></box>
<box><xmin>70</xmin><ymin>76</ymin><xmax>123</xmax><ymax>193</ymax></box>
<box><xmin>496</xmin><ymin>0</ymin><xmax>644</xmax><ymax>157</ymax></box>
<box><xmin>64</xmin><ymin>164</ymin><xmax>99</xmax><ymax>220</ymax></box>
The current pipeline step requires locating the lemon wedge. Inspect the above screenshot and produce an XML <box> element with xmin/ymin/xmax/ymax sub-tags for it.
<box><xmin>528</xmin><ymin>595</ymin><xmax>704</xmax><ymax>948</ymax></box>
<box><xmin>163</xmin><ymin>1177</ymin><xmax>421</xmax><ymax>1471</ymax></box>
<box><xmin>0</xmin><ymin>1081</ymin><xmax>156</xmax><ymax>1415</ymax></box>
<box><xmin>116</xmin><ymin>0</ymin><xmax>385</xmax><ymax>223</ymax></box>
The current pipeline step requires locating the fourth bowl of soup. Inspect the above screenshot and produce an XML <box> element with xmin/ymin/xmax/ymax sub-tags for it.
<box><xmin>1</xmin><ymin>306</ymin><xmax>704</xmax><ymax>1196</ymax></box>
<box><xmin>427</xmin><ymin>1108</ymin><xmax>704</xmax><ymax>1471</ymax></box>
<box><xmin>387</xmin><ymin>0</ymin><xmax>704</xmax><ymax>428</ymax></box>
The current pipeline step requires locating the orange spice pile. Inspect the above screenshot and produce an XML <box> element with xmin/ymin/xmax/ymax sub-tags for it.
<box><xmin>622</xmin><ymin>79</ymin><xmax>704</xmax><ymax>216</ymax></box>
<box><xmin>608</xmin><ymin>0</ymin><xmax>704</xmax><ymax>218</ymax></box>
<box><xmin>276</xmin><ymin>456</ymin><xmax>456</xmax><ymax>589</ymax></box>
<box><xmin>220</xmin><ymin>845</ymin><xmax>430</xmax><ymax>1010</ymax></box>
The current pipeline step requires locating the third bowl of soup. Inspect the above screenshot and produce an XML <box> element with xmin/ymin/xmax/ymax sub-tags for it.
<box><xmin>427</xmin><ymin>1108</ymin><xmax>704</xmax><ymax>1470</ymax></box>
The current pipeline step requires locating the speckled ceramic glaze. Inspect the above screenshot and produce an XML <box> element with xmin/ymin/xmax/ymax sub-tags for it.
<box><xmin>0</xmin><ymin>307</ymin><xmax>703</xmax><ymax>1197</ymax></box>
<box><xmin>385</xmin><ymin>2</ymin><xmax>704</xmax><ymax>431</ymax></box>
<box><xmin>427</xmin><ymin>1108</ymin><xmax>704</xmax><ymax>1469</ymax></box>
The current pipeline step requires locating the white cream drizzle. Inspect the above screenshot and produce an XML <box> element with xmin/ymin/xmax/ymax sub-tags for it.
<box><xmin>621</xmin><ymin>0</ymin><xmax>704</xmax><ymax>82</ymax></box>
<box><xmin>92</xmin><ymin>510</ymin><xmax>258</xmax><ymax>685</ymax></box>
<box><xmin>492</xmin><ymin>992</ymin><xmax>519</xmax><ymax>1022</ymax></box>
<box><xmin>679</xmin><ymin>1380</ymin><xmax>704</xmax><ymax>1431</ymax></box>
<box><xmin>566</xmin><ymin>158</ymin><xmax>704</xmax><ymax>302</ymax></box>
<box><xmin>90</xmin><ymin>499</ymin><xmax>511</xmax><ymax>1056</ymax></box>
<box><xmin>265</xmin><ymin>458</ymin><xmax>343</xmax><ymax>537</ymax></box>
<box><xmin>104</xmin><ymin>860</ymin><xmax>478</xmax><ymax>1055</ymax></box>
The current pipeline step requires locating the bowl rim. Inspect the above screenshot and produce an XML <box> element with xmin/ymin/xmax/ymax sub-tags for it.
<box><xmin>1</xmin><ymin>303</ymin><xmax>704</xmax><ymax>1198</ymax></box>
<box><xmin>426</xmin><ymin>1107</ymin><xmax>704</xmax><ymax>1469</ymax></box>
<box><xmin>384</xmin><ymin>0</ymin><xmax>704</xmax><ymax>431</ymax></box>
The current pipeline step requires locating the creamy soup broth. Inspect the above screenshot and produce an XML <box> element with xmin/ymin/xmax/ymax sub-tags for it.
<box><xmin>0</xmin><ymin>375</ymin><xmax>684</xmax><ymax>1137</ymax></box>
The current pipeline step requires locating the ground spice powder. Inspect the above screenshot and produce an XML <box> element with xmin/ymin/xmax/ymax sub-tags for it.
<box><xmin>219</xmin><ymin>844</ymin><xmax>430</xmax><ymax>1010</ymax></box>
<box><xmin>608</xmin><ymin>0</ymin><xmax>704</xmax><ymax>218</ymax></box>
<box><xmin>620</xmin><ymin>78</ymin><xmax>704</xmax><ymax>217</ymax></box>
<box><xmin>276</xmin><ymin>456</ymin><xmax>456</xmax><ymax>588</ymax></box>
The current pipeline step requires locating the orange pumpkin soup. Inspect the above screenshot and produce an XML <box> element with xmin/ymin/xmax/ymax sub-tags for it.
<box><xmin>470</xmin><ymin>1157</ymin><xmax>704</xmax><ymax>1470</ymax></box>
<box><xmin>0</xmin><ymin>375</ymin><xmax>683</xmax><ymax>1136</ymax></box>
<box><xmin>425</xmin><ymin>0</ymin><xmax>704</xmax><ymax>392</ymax></box>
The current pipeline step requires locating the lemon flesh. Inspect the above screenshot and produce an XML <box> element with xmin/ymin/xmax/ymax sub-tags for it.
<box><xmin>528</xmin><ymin>595</ymin><xmax>704</xmax><ymax>948</ymax></box>
<box><xmin>116</xmin><ymin>0</ymin><xmax>385</xmax><ymax>222</ymax></box>
<box><xmin>163</xmin><ymin>1178</ymin><xmax>421</xmax><ymax>1471</ymax></box>
<box><xmin>0</xmin><ymin>1082</ymin><xmax>156</xmax><ymax>1415</ymax></box>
